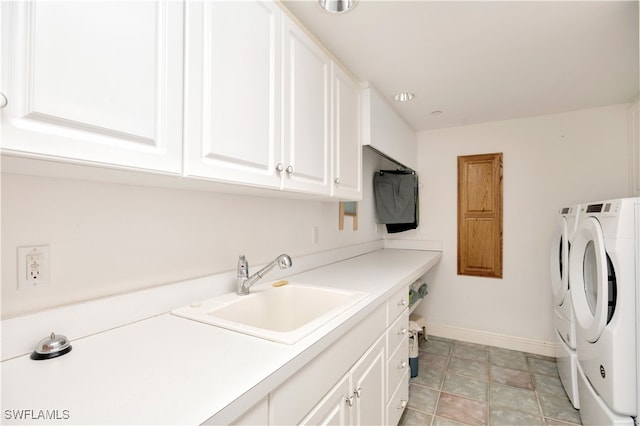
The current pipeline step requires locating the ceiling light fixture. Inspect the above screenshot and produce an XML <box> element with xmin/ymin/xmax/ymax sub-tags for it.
<box><xmin>318</xmin><ymin>0</ymin><xmax>359</xmax><ymax>14</ymax></box>
<box><xmin>393</xmin><ymin>92</ymin><xmax>415</xmax><ymax>102</ymax></box>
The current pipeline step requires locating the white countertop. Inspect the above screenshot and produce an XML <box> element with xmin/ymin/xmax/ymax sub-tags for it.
<box><xmin>1</xmin><ymin>249</ymin><xmax>441</xmax><ymax>425</ymax></box>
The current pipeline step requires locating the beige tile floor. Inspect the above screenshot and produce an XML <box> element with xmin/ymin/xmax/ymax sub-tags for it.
<box><xmin>399</xmin><ymin>336</ymin><xmax>582</xmax><ymax>426</ymax></box>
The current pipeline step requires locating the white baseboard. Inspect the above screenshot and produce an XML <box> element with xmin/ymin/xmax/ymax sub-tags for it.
<box><xmin>426</xmin><ymin>322</ymin><xmax>557</xmax><ymax>358</ymax></box>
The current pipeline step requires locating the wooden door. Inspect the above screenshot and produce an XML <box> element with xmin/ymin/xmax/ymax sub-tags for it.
<box><xmin>457</xmin><ymin>153</ymin><xmax>503</xmax><ymax>278</ymax></box>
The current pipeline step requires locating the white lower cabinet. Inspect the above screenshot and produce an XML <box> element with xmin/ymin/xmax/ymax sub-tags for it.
<box><xmin>387</xmin><ymin>370</ymin><xmax>410</xmax><ymax>426</ymax></box>
<box><xmin>349</xmin><ymin>337</ymin><xmax>386</xmax><ymax>425</ymax></box>
<box><xmin>387</xmin><ymin>311</ymin><xmax>410</xmax><ymax>400</ymax></box>
<box><xmin>300</xmin><ymin>337</ymin><xmax>385</xmax><ymax>426</ymax></box>
<box><xmin>270</xmin><ymin>303</ymin><xmax>386</xmax><ymax>425</ymax></box>
<box><xmin>268</xmin><ymin>286</ymin><xmax>411</xmax><ymax>426</ymax></box>
<box><xmin>385</xmin><ymin>286</ymin><xmax>410</xmax><ymax>424</ymax></box>
<box><xmin>299</xmin><ymin>374</ymin><xmax>352</xmax><ymax>426</ymax></box>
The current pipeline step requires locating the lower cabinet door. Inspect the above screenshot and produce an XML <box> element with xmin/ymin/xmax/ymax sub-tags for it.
<box><xmin>387</xmin><ymin>369</ymin><xmax>410</xmax><ymax>426</ymax></box>
<box><xmin>352</xmin><ymin>337</ymin><xmax>385</xmax><ymax>426</ymax></box>
<box><xmin>299</xmin><ymin>374</ymin><xmax>351</xmax><ymax>426</ymax></box>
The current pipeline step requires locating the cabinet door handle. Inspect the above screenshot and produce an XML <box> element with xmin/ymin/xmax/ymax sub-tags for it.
<box><xmin>334</xmin><ymin>177</ymin><xmax>340</xmax><ymax>184</ymax></box>
<box><xmin>275</xmin><ymin>163</ymin><xmax>284</xmax><ymax>172</ymax></box>
<box><xmin>286</xmin><ymin>165</ymin><xmax>294</xmax><ymax>174</ymax></box>
<box><xmin>345</xmin><ymin>395</ymin><xmax>354</xmax><ymax>407</ymax></box>
<box><xmin>397</xmin><ymin>328</ymin><xmax>408</xmax><ymax>335</ymax></box>
<box><xmin>397</xmin><ymin>399</ymin><xmax>408</xmax><ymax>410</ymax></box>
<box><xmin>354</xmin><ymin>387</ymin><xmax>362</xmax><ymax>398</ymax></box>
<box><xmin>397</xmin><ymin>361</ymin><xmax>407</xmax><ymax>370</ymax></box>
<box><xmin>397</xmin><ymin>299</ymin><xmax>407</xmax><ymax>307</ymax></box>
<box><xmin>0</xmin><ymin>92</ymin><xmax>7</xmax><ymax>109</ymax></box>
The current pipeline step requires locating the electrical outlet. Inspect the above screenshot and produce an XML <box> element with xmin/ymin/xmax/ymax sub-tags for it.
<box><xmin>17</xmin><ymin>245</ymin><xmax>50</xmax><ymax>290</ymax></box>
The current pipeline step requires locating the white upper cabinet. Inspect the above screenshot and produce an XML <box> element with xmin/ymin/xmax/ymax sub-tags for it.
<box><xmin>281</xmin><ymin>16</ymin><xmax>331</xmax><ymax>196</ymax></box>
<box><xmin>185</xmin><ymin>7</ymin><xmax>338</xmax><ymax>197</ymax></box>
<box><xmin>362</xmin><ymin>85</ymin><xmax>417</xmax><ymax>170</ymax></box>
<box><xmin>332</xmin><ymin>64</ymin><xmax>362</xmax><ymax>200</ymax></box>
<box><xmin>184</xmin><ymin>1</ymin><xmax>282</xmax><ymax>189</ymax></box>
<box><xmin>0</xmin><ymin>1</ymin><xmax>183</xmax><ymax>173</ymax></box>
<box><xmin>1</xmin><ymin>0</ymin><xmax>361</xmax><ymax>199</ymax></box>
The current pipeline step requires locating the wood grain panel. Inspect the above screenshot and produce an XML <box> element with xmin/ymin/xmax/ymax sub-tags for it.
<box><xmin>458</xmin><ymin>153</ymin><xmax>503</xmax><ymax>278</ymax></box>
<box><xmin>466</xmin><ymin>161</ymin><xmax>494</xmax><ymax>213</ymax></box>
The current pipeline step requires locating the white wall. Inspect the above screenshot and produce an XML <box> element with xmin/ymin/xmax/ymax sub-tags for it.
<box><xmin>1</xmin><ymin>150</ymin><xmax>387</xmax><ymax>318</ymax></box>
<box><xmin>413</xmin><ymin>104</ymin><xmax>630</xmax><ymax>347</ymax></box>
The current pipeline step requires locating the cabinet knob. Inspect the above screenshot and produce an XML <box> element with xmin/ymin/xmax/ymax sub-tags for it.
<box><xmin>397</xmin><ymin>361</ymin><xmax>407</xmax><ymax>370</ymax></box>
<box><xmin>0</xmin><ymin>92</ymin><xmax>7</xmax><ymax>109</ymax></box>
<box><xmin>286</xmin><ymin>165</ymin><xmax>294</xmax><ymax>174</ymax></box>
<box><xmin>397</xmin><ymin>328</ymin><xmax>408</xmax><ymax>336</ymax></box>
<box><xmin>397</xmin><ymin>399</ymin><xmax>408</xmax><ymax>410</ymax></box>
<box><xmin>354</xmin><ymin>387</ymin><xmax>362</xmax><ymax>398</ymax></box>
<box><xmin>397</xmin><ymin>299</ymin><xmax>407</xmax><ymax>307</ymax></box>
<box><xmin>334</xmin><ymin>177</ymin><xmax>340</xmax><ymax>184</ymax></box>
<box><xmin>276</xmin><ymin>163</ymin><xmax>284</xmax><ymax>172</ymax></box>
<box><xmin>345</xmin><ymin>395</ymin><xmax>355</xmax><ymax>407</ymax></box>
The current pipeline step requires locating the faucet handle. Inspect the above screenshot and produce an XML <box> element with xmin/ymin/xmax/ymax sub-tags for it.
<box><xmin>237</xmin><ymin>255</ymin><xmax>249</xmax><ymax>277</ymax></box>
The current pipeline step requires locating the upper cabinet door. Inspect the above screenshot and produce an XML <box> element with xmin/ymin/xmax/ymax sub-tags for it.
<box><xmin>184</xmin><ymin>1</ymin><xmax>282</xmax><ymax>189</ymax></box>
<box><xmin>282</xmin><ymin>16</ymin><xmax>331</xmax><ymax>195</ymax></box>
<box><xmin>332</xmin><ymin>64</ymin><xmax>362</xmax><ymax>200</ymax></box>
<box><xmin>0</xmin><ymin>1</ymin><xmax>183</xmax><ymax>173</ymax></box>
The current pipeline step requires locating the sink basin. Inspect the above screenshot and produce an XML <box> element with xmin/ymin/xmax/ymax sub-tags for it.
<box><xmin>171</xmin><ymin>283</ymin><xmax>368</xmax><ymax>344</ymax></box>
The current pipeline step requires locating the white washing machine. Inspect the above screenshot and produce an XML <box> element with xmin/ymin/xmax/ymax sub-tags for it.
<box><xmin>569</xmin><ymin>198</ymin><xmax>639</xmax><ymax>425</ymax></box>
<box><xmin>549</xmin><ymin>205</ymin><xmax>580</xmax><ymax>408</ymax></box>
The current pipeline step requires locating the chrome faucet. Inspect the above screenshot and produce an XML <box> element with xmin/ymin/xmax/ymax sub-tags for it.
<box><xmin>237</xmin><ymin>254</ymin><xmax>292</xmax><ymax>295</ymax></box>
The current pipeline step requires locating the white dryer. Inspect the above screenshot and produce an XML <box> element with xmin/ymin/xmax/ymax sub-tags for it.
<box><xmin>569</xmin><ymin>198</ymin><xmax>639</xmax><ymax>425</ymax></box>
<box><xmin>549</xmin><ymin>205</ymin><xmax>580</xmax><ymax>408</ymax></box>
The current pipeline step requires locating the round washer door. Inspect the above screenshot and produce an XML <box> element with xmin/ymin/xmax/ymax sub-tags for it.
<box><xmin>569</xmin><ymin>217</ymin><xmax>608</xmax><ymax>343</ymax></box>
<box><xmin>550</xmin><ymin>217</ymin><xmax>569</xmax><ymax>306</ymax></box>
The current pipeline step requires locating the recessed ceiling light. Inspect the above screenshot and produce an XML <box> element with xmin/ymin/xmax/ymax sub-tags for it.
<box><xmin>393</xmin><ymin>92</ymin><xmax>415</xmax><ymax>102</ymax></box>
<box><xmin>318</xmin><ymin>0</ymin><xmax>358</xmax><ymax>14</ymax></box>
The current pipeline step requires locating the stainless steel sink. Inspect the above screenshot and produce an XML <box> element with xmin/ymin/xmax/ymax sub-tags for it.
<box><xmin>171</xmin><ymin>283</ymin><xmax>368</xmax><ymax>344</ymax></box>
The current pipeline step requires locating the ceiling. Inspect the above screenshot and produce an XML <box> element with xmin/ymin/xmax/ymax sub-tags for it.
<box><xmin>281</xmin><ymin>0</ymin><xmax>639</xmax><ymax>131</ymax></box>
